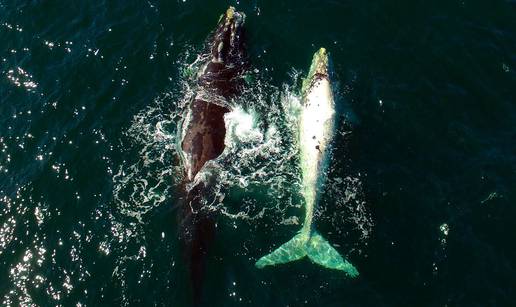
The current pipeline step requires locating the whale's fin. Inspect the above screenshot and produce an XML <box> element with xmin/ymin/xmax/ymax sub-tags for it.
<box><xmin>255</xmin><ymin>231</ymin><xmax>359</xmax><ymax>277</ymax></box>
<box><xmin>306</xmin><ymin>232</ymin><xmax>359</xmax><ymax>277</ymax></box>
<box><xmin>255</xmin><ymin>232</ymin><xmax>307</xmax><ymax>268</ymax></box>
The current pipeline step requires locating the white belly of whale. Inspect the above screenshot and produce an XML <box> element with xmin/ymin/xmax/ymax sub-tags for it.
<box><xmin>300</xmin><ymin>78</ymin><xmax>335</xmax><ymax>199</ymax></box>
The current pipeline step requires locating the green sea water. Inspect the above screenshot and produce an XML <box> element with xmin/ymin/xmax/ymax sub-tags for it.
<box><xmin>1</xmin><ymin>1</ymin><xmax>515</xmax><ymax>306</ymax></box>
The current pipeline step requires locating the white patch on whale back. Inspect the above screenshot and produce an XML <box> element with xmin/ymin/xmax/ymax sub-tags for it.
<box><xmin>299</xmin><ymin>77</ymin><xmax>335</xmax><ymax>230</ymax></box>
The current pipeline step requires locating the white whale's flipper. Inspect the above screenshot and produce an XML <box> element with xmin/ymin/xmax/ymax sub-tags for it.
<box><xmin>256</xmin><ymin>232</ymin><xmax>359</xmax><ymax>277</ymax></box>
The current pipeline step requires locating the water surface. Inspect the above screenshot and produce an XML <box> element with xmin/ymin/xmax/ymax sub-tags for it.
<box><xmin>1</xmin><ymin>1</ymin><xmax>515</xmax><ymax>306</ymax></box>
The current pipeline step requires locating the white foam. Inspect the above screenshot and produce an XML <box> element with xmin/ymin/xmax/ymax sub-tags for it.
<box><xmin>224</xmin><ymin>106</ymin><xmax>263</xmax><ymax>148</ymax></box>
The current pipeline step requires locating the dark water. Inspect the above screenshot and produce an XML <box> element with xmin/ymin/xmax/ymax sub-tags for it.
<box><xmin>1</xmin><ymin>1</ymin><xmax>515</xmax><ymax>306</ymax></box>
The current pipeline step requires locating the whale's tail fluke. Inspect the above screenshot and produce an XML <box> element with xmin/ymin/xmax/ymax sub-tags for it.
<box><xmin>255</xmin><ymin>231</ymin><xmax>359</xmax><ymax>277</ymax></box>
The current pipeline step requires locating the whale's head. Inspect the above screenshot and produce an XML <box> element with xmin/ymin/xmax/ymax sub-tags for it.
<box><xmin>302</xmin><ymin>48</ymin><xmax>330</xmax><ymax>95</ymax></box>
<box><xmin>310</xmin><ymin>48</ymin><xmax>329</xmax><ymax>77</ymax></box>
<box><xmin>200</xmin><ymin>7</ymin><xmax>247</xmax><ymax>97</ymax></box>
<box><xmin>210</xmin><ymin>7</ymin><xmax>246</xmax><ymax>65</ymax></box>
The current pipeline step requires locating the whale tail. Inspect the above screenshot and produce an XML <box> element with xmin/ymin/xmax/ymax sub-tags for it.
<box><xmin>255</xmin><ymin>231</ymin><xmax>359</xmax><ymax>277</ymax></box>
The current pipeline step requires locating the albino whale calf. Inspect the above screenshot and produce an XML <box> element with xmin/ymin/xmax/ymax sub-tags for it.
<box><xmin>256</xmin><ymin>48</ymin><xmax>358</xmax><ymax>277</ymax></box>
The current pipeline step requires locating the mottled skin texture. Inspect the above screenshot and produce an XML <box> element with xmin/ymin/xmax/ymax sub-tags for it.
<box><xmin>178</xmin><ymin>7</ymin><xmax>246</xmax><ymax>305</ymax></box>
<box><xmin>181</xmin><ymin>102</ymin><xmax>228</xmax><ymax>180</ymax></box>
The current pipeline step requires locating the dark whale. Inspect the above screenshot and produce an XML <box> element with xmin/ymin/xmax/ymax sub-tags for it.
<box><xmin>178</xmin><ymin>7</ymin><xmax>246</xmax><ymax>304</ymax></box>
<box><xmin>181</xmin><ymin>7</ymin><xmax>246</xmax><ymax>181</ymax></box>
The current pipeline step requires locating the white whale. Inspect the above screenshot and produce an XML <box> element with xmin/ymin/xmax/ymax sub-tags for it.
<box><xmin>256</xmin><ymin>48</ymin><xmax>358</xmax><ymax>276</ymax></box>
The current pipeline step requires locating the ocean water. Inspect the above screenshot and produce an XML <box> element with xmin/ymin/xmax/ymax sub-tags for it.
<box><xmin>1</xmin><ymin>1</ymin><xmax>515</xmax><ymax>306</ymax></box>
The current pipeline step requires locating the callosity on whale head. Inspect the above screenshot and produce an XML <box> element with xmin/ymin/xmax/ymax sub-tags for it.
<box><xmin>210</xmin><ymin>7</ymin><xmax>246</xmax><ymax>65</ymax></box>
<box><xmin>302</xmin><ymin>47</ymin><xmax>329</xmax><ymax>96</ymax></box>
<box><xmin>196</xmin><ymin>6</ymin><xmax>247</xmax><ymax>99</ymax></box>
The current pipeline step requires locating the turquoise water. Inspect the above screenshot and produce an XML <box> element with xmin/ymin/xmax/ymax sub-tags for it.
<box><xmin>1</xmin><ymin>1</ymin><xmax>515</xmax><ymax>306</ymax></box>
